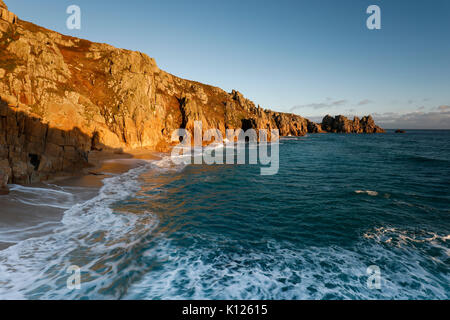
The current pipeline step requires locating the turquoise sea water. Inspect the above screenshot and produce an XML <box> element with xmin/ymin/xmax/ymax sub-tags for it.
<box><xmin>0</xmin><ymin>130</ymin><xmax>449</xmax><ymax>299</ymax></box>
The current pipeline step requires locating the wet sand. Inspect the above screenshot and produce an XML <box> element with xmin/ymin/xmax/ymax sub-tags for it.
<box><xmin>0</xmin><ymin>150</ymin><xmax>161</xmax><ymax>250</ymax></box>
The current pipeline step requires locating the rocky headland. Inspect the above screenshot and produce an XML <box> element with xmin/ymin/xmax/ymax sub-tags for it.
<box><xmin>0</xmin><ymin>0</ymin><xmax>384</xmax><ymax>193</ymax></box>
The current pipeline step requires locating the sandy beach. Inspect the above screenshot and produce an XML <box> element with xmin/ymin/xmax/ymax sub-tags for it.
<box><xmin>0</xmin><ymin>150</ymin><xmax>161</xmax><ymax>251</ymax></box>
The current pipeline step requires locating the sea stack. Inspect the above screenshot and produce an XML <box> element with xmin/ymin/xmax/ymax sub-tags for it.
<box><xmin>321</xmin><ymin>115</ymin><xmax>385</xmax><ymax>133</ymax></box>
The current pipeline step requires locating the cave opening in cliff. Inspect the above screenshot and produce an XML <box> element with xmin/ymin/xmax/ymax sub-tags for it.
<box><xmin>28</xmin><ymin>153</ymin><xmax>40</xmax><ymax>171</ymax></box>
<box><xmin>241</xmin><ymin>119</ymin><xmax>257</xmax><ymax>142</ymax></box>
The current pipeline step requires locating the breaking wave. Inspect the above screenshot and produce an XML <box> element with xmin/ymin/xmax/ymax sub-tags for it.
<box><xmin>1</xmin><ymin>131</ymin><xmax>449</xmax><ymax>300</ymax></box>
<box><xmin>0</xmin><ymin>156</ymin><xmax>185</xmax><ymax>299</ymax></box>
<box><xmin>355</xmin><ymin>190</ymin><xmax>379</xmax><ymax>196</ymax></box>
<box><xmin>125</xmin><ymin>236</ymin><xmax>450</xmax><ymax>300</ymax></box>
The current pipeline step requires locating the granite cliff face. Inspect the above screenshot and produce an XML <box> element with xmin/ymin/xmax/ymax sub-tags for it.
<box><xmin>0</xmin><ymin>3</ymin><xmax>384</xmax><ymax>192</ymax></box>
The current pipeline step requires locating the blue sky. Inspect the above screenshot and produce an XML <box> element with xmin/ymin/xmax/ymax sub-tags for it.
<box><xmin>7</xmin><ymin>0</ymin><xmax>450</xmax><ymax>128</ymax></box>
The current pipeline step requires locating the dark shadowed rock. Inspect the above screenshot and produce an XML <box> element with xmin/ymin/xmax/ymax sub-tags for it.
<box><xmin>0</xmin><ymin>158</ymin><xmax>11</xmax><ymax>194</ymax></box>
<box><xmin>307</xmin><ymin>120</ymin><xmax>324</xmax><ymax>133</ymax></box>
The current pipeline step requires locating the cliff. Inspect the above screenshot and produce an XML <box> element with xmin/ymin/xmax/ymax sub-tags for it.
<box><xmin>0</xmin><ymin>2</ymin><xmax>384</xmax><ymax>193</ymax></box>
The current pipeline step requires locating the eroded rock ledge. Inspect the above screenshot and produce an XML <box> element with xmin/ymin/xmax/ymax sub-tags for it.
<box><xmin>0</xmin><ymin>1</ymin><xmax>384</xmax><ymax>192</ymax></box>
<box><xmin>0</xmin><ymin>0</ymin><xmax>17</xmax><ymax>25</ymax></box>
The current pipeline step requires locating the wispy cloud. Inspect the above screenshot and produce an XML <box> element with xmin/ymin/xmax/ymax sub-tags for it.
<box><xmin>290</xmin><ymin>99</ymin><xmax>347</xmax><ymax>112</ymax></box>
<box><xmin>357</xmin><ymin>99</ymin><xmax>372</xmax><ymax>106</ymax></box>
<box><xmin>373</xmin><ymin>105</ymin><xmax>450</xmax><ymax>129</ymax></box>
<box><xmin>332</xmin><ymin>99</ymin><xmax>347</xmax><ymax>106</ymax></box>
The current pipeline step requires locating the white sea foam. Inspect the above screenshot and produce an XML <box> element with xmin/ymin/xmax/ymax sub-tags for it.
<box><xmin>363</xmin><ymin>226</ymin><xmax>450</xmax><ymax>249</ymax></box>
<box><xmin>0</xmin><ymin>221</ymin><xmax>62</xmax><ymax>243</ymax></box>
<box><xmin>355</xmin><ymin>190</ymin><xmax>379</xmax><ymax>196</ymax></box>
<box><xmin>7</xmin><ymin>184</ymin><xmax>77</xmax><ymax>209</ymax></box>
<box><xmin>0</xmin><ymin>156</ymin><xmax>187</xmax><ymax>299</ymax></box>
<box><xmin>280</xmin><ymin>136</ymin><xmax>308</xmax><ymax>141</ymax></box>
<box><xmin>1</xmin><ymin>153</ymin><xmax>448</xmax><ymax>300</ymax></box>
<box><xmin>124</xmin><ymin>236</ymin><xmax>450</xmax><ymax>300</ymax></box>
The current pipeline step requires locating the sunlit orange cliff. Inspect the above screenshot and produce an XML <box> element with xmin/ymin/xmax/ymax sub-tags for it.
<box><xmin>0</xmin><ymin>0</ymin><xmax>384</xmax><ymax>193</ymax></box>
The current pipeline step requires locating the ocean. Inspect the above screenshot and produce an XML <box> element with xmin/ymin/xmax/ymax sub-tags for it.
<box><xmin>0</xmin><ymin>130</ymin><xmax>449</xmax><ymax>299</ymax></box>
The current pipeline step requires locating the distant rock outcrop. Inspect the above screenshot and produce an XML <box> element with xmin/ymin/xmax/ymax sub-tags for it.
<box><xmin>0</xmin><ymin>0</ymin><xmax>384</xmax><ymax>187</ymax></box>
<box><xmin>321</xmin><ymin>115</ymin><xmax>385</xmax><ymax>133</ymax></box>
